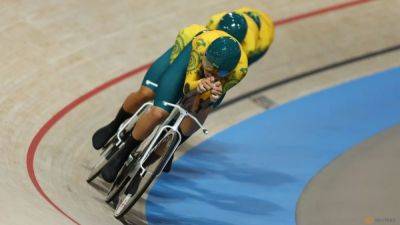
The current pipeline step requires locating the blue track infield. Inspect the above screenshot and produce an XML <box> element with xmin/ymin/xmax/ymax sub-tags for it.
<box><xmin>146</xmin><ymin>67</ymin><xmax>400</xmax><ymax>225</ymax></box>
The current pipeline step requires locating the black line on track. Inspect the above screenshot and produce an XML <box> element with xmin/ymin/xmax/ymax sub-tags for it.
<box><xmin>215</xmin><ymin>44</ymin><xmax>400</xmax><ymax>112</ymax></box>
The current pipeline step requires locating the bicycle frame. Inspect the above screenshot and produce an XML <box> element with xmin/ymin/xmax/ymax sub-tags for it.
<box><xmin>110</xmin><ymin>101</ymin><xmax>209</xmax><ymax>218</ymax></box>
<box><xmin>120</xmin><ymin>101</ymin><xmax>208</xmax><ymax>177</ymax></box>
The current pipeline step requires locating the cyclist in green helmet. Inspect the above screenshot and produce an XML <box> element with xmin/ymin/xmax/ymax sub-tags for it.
<box><xmin>96</xmin><ymin>29</ymin><xmax>248</xmax><ymax>182</ymax></box>
<box><xmin>207</xmin><ymin>8</ymin><xmax>275</xmax><ymax>64</ymax></box>
<box><xmin>217</xmin><ymin>12</ymin><xmax>248</xmax><ymax>43</ymax></box>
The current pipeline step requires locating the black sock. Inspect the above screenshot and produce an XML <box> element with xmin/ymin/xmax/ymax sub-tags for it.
<box><xmin>110</xmin><ymin>107</ymin><xmax>133</xmax><ymax>130</ymax></box>
<box><xmin>143</xmin><ymin>152</ymin><xmax>159</xmax><ymax>167</ymax></box>
<box><xmin>178</xmin><ymin>126</ymin><xmax>191</xmax><ymax>146</ymax></box>
<box><xmin>123</xmin><ymin>134</ymin><xmax>142</xmax><ymax>155</ymax></box>
<box><xmin>163</xmin><ymin>154</ymin><xmax>174</xmax><ymax>172</ymax></box>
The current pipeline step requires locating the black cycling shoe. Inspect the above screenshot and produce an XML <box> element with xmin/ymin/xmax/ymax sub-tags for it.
<box><xmin>125</xmin><ymin>172</ymin><xmax>143</xmax><ymax>195</ymax></box>
<box><xmin>101</xmin><ymin>134</ymin><xmax>141</xmax><ymax>183</ymax></box>
<box><xmin>92</xmin><ymin>123</ymin><xmax>117</xmax><ymax>150</ymax></box>
<box><xmin>101</xmin><ymin>148</ymin><xmax>131</xmax><ymax>183</ymax></box>
<box><xmin>92</xmin><ymin>107</ymin><xmax>133</xmax><ymax>150</ymax></box>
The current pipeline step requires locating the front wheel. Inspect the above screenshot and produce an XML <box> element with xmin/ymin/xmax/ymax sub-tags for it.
<box><xmin>113</xmin><ymin>131</ymin><xmax>179</xmax><ymax>219</ymax></box>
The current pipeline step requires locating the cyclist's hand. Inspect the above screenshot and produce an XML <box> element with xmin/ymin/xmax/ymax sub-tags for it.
<box><xmin>197</xmin><ymin>77</ymin><xmax>214</xmax><ymax>94</ymax></box>
<box><xmin>210</xmin><ymin>81</ymin><xmax>222</xmax><ymax>102</ymax></box>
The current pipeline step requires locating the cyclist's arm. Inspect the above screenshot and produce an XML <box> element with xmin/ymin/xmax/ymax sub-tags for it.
<box><xmin>183</xmin><ymin>53</ymin><xmax>202</xmax><ymax>96</ymax></box>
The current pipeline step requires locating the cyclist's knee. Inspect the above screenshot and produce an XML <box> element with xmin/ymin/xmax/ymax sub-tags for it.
<box><xmin>149</xmin><ymin>107</ymin><xmax>169</xmax><ymax>122</ymax></box>
<box><xmin>178</xmin><ymin>126</ymin><xmax>191</xmax><ymax>144</ymax></box>
<box><xmin>138</xmin><ymin>86</ymin><xmax>155</xmax><ymax>102</ymax></box>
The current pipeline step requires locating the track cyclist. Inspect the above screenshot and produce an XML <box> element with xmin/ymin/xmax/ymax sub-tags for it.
<box><xmin>172</xmin><ymin>7</ymin><xmax>275</xmax><ymax>144</ymax></box>
<box><xmin>91</xmin><ymin>7</ymin><xmax>274</xmax><ymax>182</ymax></box>
<box><xmin>207</xmin><ymin>7</ymin><xmax>274</xmax><ymax>64</ymax></box>
<box><xmin>92</xmin><ymin>26</ymin><xmax>248</xmax><ymax>183</ymax></box>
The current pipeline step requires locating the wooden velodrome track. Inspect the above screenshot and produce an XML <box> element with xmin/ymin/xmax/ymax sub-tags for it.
<box><xmin>1</xmin><ymin>0</ymin><xmax>399</xmax><ymax>224</ymax></box>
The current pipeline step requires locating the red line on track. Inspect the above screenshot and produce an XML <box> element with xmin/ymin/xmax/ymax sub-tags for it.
<box><xmin>275</xmin><ymin>0</ymin><xmax>372</xmax><ymax>26</ymax></box>
<box><xmin>26</xmin><ymin>64</ymin><xmax>151</xmax><ymax>225</ymax></box>
<box><xmin>25</xmin><ymin>1</ymin><xmax>373</xmax><ymax>224</ymax></box>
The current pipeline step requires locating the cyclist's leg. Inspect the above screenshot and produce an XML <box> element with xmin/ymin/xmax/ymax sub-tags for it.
<box><xmin>132</xmin><ymin>43</ymin><xmax>192</xmax><ymax>142</ymax></box>
<box><xmin>92</xmin><ymin>47</ymin><xmax>173</xmax><ymax>150</ymax></box>
<box><xmin>135</xmin><ymin>46</ymin><xmax>175</xmax><ymax>101</ymax></box>
<box><xmin>122</xmin><ymin>86</ymin><xmax>155</xmax><ymax>113</ymax></box>
<box><xmin>162</xmin><ymin>105</ymin><xmax>211</xmax><ymax>173</ymax></box>
<box><xmin>102</xmin><ymin>44</ymin><xmax>192</xmax><ymax>181</ymax></box>
<box><xmin>179</xmin><ymin>106</ymin><xmax>211</xmax><ymax>138</ymax></box>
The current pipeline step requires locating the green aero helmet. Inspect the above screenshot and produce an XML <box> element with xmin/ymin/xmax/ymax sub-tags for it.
<box><xmin>217</xmin><ymin>12</ymin><xmax>248</xmax><ymax>43</ymax></box>
<box><xmin>205</xmin><ymin>36</ymin><xmax>241</xmax><ymax>77</ymax></box>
